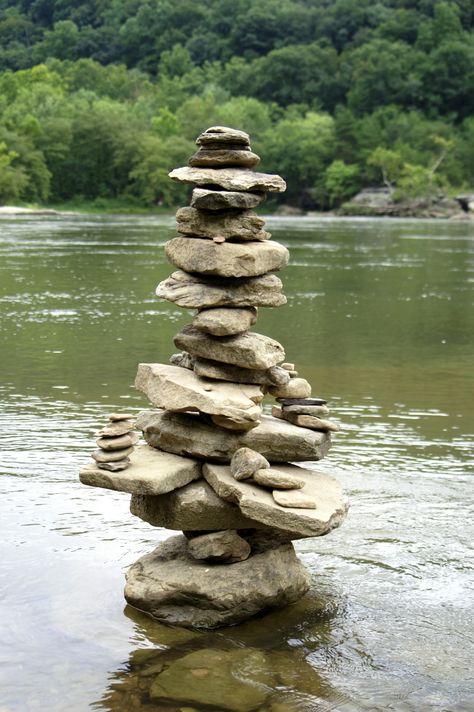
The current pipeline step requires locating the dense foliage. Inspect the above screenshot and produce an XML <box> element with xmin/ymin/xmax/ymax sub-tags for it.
<box><xmin>0</xmin><ymin>0</ymin><xmax>473</xmax><ymax>208</ymax></box>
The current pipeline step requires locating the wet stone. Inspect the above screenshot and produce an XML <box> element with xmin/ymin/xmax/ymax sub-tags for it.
<box><xmin>191</xmin><ymin>188</ymin><xmax>265</xmax><ymax>211</ymax></box>
<box><xmin>230</xmin><ymin>447</ymin><xmax>270</xmax><ymax>480</ymax></box>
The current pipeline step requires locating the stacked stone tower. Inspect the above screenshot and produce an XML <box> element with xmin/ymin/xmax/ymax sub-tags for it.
<box><xmin>80</xmin><ymin>126</ymin><xmax>348</xmax><ymax>629</ymax></box>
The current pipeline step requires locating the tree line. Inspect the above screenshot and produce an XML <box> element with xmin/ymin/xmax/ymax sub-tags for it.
<box><xmin>0</xmin><ymin>0</ymin><xmax>473</xmax><ymax>209</ymax></box>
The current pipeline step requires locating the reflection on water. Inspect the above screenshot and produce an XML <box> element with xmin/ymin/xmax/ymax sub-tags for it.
<box><xmin>0</xmin><ymin>215</ymin><xmax>473</xmax><ymax>711</ymax></box>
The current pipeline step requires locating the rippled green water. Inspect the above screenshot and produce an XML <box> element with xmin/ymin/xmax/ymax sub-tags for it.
<box><xmin>1</xmin><ymin>215</ymin><xmax>473</xmax><ymax>711</ymax></box>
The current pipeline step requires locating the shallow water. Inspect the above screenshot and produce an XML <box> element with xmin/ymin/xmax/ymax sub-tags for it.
<box><xmin>0</xmin><ymin>215</ymin><xmax>473</xmax><ymax>712</ymax></box>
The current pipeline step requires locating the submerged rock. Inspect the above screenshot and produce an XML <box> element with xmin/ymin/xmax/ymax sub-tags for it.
<box><xmin>124</xmin><ymin>534</ymin><xmax>310</xmax><ymax>628</ymax></box>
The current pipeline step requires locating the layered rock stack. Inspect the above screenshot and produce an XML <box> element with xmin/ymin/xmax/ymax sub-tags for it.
<box><xmin>80</xmin><ymin>126</ymin><xmax>348</xmax><ymax>629</ymax></box>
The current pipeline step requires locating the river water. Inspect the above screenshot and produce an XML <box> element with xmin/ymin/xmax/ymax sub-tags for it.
<box><xmin>0</xmin><ymin>215</ymin><xmax>473</xmax><ymax>712</ymax></box>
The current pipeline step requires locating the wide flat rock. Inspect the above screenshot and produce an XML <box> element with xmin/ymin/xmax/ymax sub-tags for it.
<box><xmin>130</xmin><ymin>480</ymin><xmax>263</xmax><ymax>530</ymax></box>
<box><xmin>135</xmin><ymin>363</ymin><xmax>262</xmax><ymax>426</ymax></box>
<box><xmin>176</xmin><ymin>206</ymin><xmax>269</xmax><ymax>242</ymax></box>
<box><xmin>80</xmin><ymin>445</ymin><xmax>201</xmax><ymax>495</ymax></box>
<box><xmin>191</xmin><ymin>188</ymin><xmax>264</xmax><ymax>211</ymax></box>
<box><xmin>124</xmin><ymin>534</ymin><xmax>309</xmax><ymax>628</ymax></box>
<box><xmin>170</xmin><ymin>166</ymin><xmax>286</xmax><ymax>193</ymax></box>
<box><xmin>189</xmin><ymin>148</ymin><xmax>260</xmax><ymax>168</ymax></box>
<box><xmin>174</xmin><ymin>325</ymin><xmax>285</xmax><ymax>370</ymax></box>
<box><xmin>203</xmin><ymin>463</ymin><xmax>348</xmax><ymax>537</ymax></box>
<box><xmin>193</xmin><ymin>357</ymin><xmax>269</xmax><ymax>384</ymax></box>
<box><xmin>165</xmin><ymin>237</ymin><xmax>288</xmax><ymax>278</ymax></box>
<box><xmin>137</xmin><ymin>410</ymin><xmax>332</xmax><ymax>463</ymax></box>
<box><xmin>156</xmin><ymin>270</ymin><xmax>286</xmax><ymax>308</ymax></box>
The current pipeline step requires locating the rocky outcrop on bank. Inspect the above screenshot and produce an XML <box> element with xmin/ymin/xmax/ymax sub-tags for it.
<box><xmin>339</xmin><ymin>188</ymin><xmax>474</xmax><ymax>219</ymax></box>
<box><xmin>80</xmin><ymin>125</ymin><xmax>348</xmax><ymax>628</ymax></box>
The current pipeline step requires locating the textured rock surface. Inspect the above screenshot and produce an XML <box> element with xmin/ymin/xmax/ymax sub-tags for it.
<box><xmin>124</xmin><ymin>534</ymin><xmax>309</xmax><ymax>628</ymax></box>
<box><xmin>135</xmin><ymin>363</ymin><xmax>262</xmax><ymax>427</ymax></box>
<box><xmin>95</xmin><ymin>431</ymin><xmax>139</xmax><ymax>450</ymax></box>
<box><xmin>189</xmin><ymin>148</ymin><xmax>260</xmax><ymax>168</ymax></box>
<box><xmin>278</xmin><ymin>409</ymin><xmax>339</xmax><ymax>432</ymax></box>
<box><xmin>230</xmin><ymin>447</ymin><xmax>269</xmax><ymax>480</ymax></box>
<box><xmin>193</xmin><ymin>358</ymin><xmax>270</xmax><ymax>385</ymax></box>
<box><xmin>96</xmin><ymin>420</ymin><xmax>133</xmax><ymax>437</ymax></box>
<box><xmin>193</xmin><ymin>307</ymin><xmax>257</xmax><ymax>336</ymax></box>
<box><xmin>170</xmin><ymin>166</ymin><xmax>286</xmax><ymax>193</ymax></box>
<box><xmin>272</xmin><ymin>490</ymin><xmax>317</xmax><ymax>509</ymax></box>
<box><xmin>97</xmin><ymin>458</ymin><xmax>130</xmax><ymax>472</ymax></box>
<box><xmin>191</xmin><ymin>187</ymin><xmax>264</xmax><ymax>211</ymax></box>
<box><xmin>156</xmin><ymin>270</ymin><xmax>286</xmax><ymax>309</ymax></box>
<box><xmin>253</xmin><ymin>468</ymin><xmax>305</xmax><ymax>490</ymax></box>
<box><xmin>196</xmin><ymin>126</ymin><xmax>250</xmax><ymax>146</ymax></box>
<box><xmin>91</xmin><ymin>446</ymin><xmax>134</xmax><ymax>463</ymax></box>
<box><xmin>268</xmin><ymin>377</ymin><xmax>312</xmax><ymax>399</ymax></box>
<box><xmin>165</xmin><ymin>237</ymin><xmax>289</xmax><ymax>278</ymax></box>
<box><xmin>137</xmin><ymin>410</ymin><xmax>332</xmax><ymax>462</ymax></box>
<box><xmin>211</xmin><ymin>414</ymin><xmax>259</xmax><ymax>431</ymax></box>
<box><xmin>187</xmin><ymin>530</ymin><xmax>250</xmax><ymax>563</ymax></box>
<box><xmin>280</xmin><ymin>403</ymin><xmax>330</xmax><ymax>416</ymax></box>
<box><xmin>130</xmin><ymin>480</ymin><xmax>261</xmax><ymax>530</ymax></box>
<box><xmin>176</xmin><ymin>206</ymin><xmax>269</xmax><ymax>242</ymax></box>
<box><xmin>203</xmin><ymin>463</ymin><xmax>348</xmax><ymax>537</ymax></box>
<box><xmin>81</xmin><ymin>445</ymin><xmax>201</xmax><ymax>495</ymax></box>
<box><xmin>108</xmin><ymin>412</ymin><xmax>135</xmax><ymax>421</ymax></box>
<box><xmin>174</xmin><ymin>325</ymin><xmax>285</xmax><ymax>370</ymax></box>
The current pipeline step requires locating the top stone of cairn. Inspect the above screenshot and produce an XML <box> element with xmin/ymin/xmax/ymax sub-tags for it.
<box><xmin>196</xmin><ymin>126</ymin><xmax>250</xmax><ymax>147</ymax></box>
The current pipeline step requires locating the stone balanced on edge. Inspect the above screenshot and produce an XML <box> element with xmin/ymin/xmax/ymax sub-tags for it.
<box><xmin>80</xmin><ymin>126</ymin><xmax>349</xmax><ymax>629</ymax></box>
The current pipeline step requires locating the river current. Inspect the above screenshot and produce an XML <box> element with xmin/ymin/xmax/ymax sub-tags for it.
<box><xmin>0</xmin><ymin>215</ymin><xmax>473</xmax><ymax>711</ymax></box>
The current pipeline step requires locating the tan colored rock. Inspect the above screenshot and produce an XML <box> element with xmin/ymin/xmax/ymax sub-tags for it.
<box><xmin>137</xmin><ymin>410</ymin><xmax>332</xmax><ymax>463</ymax></box>
<box><xmin>80</xmin><ymin>445</ymin><xmax>201</xmax><ymax>495</ymax></box>
<box><xmin>203</xmin><ymin>463</ymin><xmax>348</xmax><ymax>537</ymax></box>
<box><xmin>189</xmin><ymin>148</ymin><xmax>260</xmax><ymax>168</ymax></box>
<box><xmin>191</xmin><ymin>188</ymin><xmax>264</xmax><ymax>211</ymax></box>
<box><xmin>266</xmin><ymin>365</ymin><xmax>291</xmax><ymax>386</ymax></box>
<box><xmin>187</xmin><ymin>530</ymin><xmax>250</xmax><ymax>563</ymax></box>
<box><xmin>135</xmin><ymin>363</ymin><xmax>262</xmax><ymax>427</ymax></box>
<box><xmin>174</xmin><ymin>325</ymin><xmax>285</xmax><ymax>370</ymax></box>
<box><xmin>169</xmin><ymin>351</ymin><xmax>195</xmax><ymax>369</ymax></box>
<box><xmin>108</xmin><ymin>412</ymin><xmax>134</xmax><ymax>421</ymax></box>
<box><xmin>194</xmin><ymin>358</ymin><xmax>268</xmax><ymax>385</ymax></box>
<box><xmin>176</xmin><ymin>206</ymin><xmax>269</xmax><ymax>242</ymax></box>
<box><xmin>125</xmin><ymin>534</ymin><xmax>309</xmax><ymax>629</ymax></box>
<box><xmin>165</xmin><ymin>237</ymin><xmax>288</xmax><ymax>278</ymax></box>
<box><xmin>268</xmin><ymin>378</ymin><xmax>311</xmax><ymax>399</ymax></box>
<box><xmin>193</xmin><ymin>307</ymin><xmax>257</xmax><ymax>336</ymax></box>
<box><xmin>279</xmin><ymin>410</ymin><xmax>339</xmax><ymax>432</ymax></box>
<box><xmin>97</xmin><ymin>458</ymin><xmax>130</xmax><ymax>472</ymax></box>
<box><xmin>97</xmin><ymin>420</ymin><xmax>133</xmax><ymax>436</ymax></box>
<box><xmin>281</xmin><ymin>403</ymin><xmax>330</xmax><ymax>417</ymax></box>
<box><xmin>230</xmin><ymin>447</ymin><xmax>270</xmax><ymax>480</ymax></box>
<box><xmin>281</xmin><ymin>363</ymin><xmax>295</xmax><ymax>371</ymax></box>
<box><xmin>91</xmin><ymin>446</ymin><xmax>134</xmax><ymax>463</ymax></box>
<box><xmin>253</xmin><ymin>468</ymin><xmax>305</xmax><ymax>490</ymax></box>
<box><xmin>170</xmin><ymin>166</ymin><xmax>286</xmax><ymax>193</ymax></box>
<box><xmin>130</xmin><ymin>480</ymin><xmax>262</xmax><ymax>530</ymax></box>
<box><xmin>272</xmin><ymin>490</ymin><xmax>317</xmax><ymax>509</ymax></box>
<box><xmin>95</xmin><ymin>431</ymin><xmax>139</xmax><ymax>450</ymax></box>
<box><xmin>156</xmin><ymin>270</ymin><xmax>286</xmax><ymax>309</ymax></box>
<box><xmin>211</xmin><ymin>414</ymin><xmax>259</xmax><ymax>431</ymax></box>
<box><xmin>196</xmin><ymin>126</ymin><xmax>250</xmax><ymax>146</ymax></box>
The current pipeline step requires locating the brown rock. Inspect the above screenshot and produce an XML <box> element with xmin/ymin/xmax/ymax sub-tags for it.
<box><xmin>97</xmin><ymin>458</ymin><xmax>130</xmax><ymax>472</ymax></box>
<box><xmin>174</xmin><ymin>325</ymin><xmax>285</xmax><ymax>370</ymax></box>
<box><xmin>95</xmin><ymin>431</ymin><xmax>139</xmax><ymax>450</ymax></box>
<box><xmin>165</xmin><ymin>237</ymin><xmax>288</xmax><ymax>278</ymax></box>
<box><xmin>189</xmin><ymin>148</ymin><xmax>260</xmax><ymax>168</ymax></box>
<box><xmin>252</xmin><ymin>468</ymin><xmax>305</xmax><ymax>490</ymax></box>
<box><xmin>267</xmin><ymin>378</ymin><xmax>311</xmax><ymax>399</ymax></box>
<box><xmin>176</xmin><ymin>206</ymin><xmax>269</xmax><ymax>242</ymax></box>
<box><xmin>211</xmin><ymin>414</ymin><xmax>259</xmax><ymax>431</ymax></box>
<box><xmin>196</xmin><ymin>126</ymin><xmax>250</xmax><ymax>146</ymax></box>
<box><xmin>193</xmin><ymin>307</ymin><xmax>257</xmax><ymax>336</ymax></box>
<box><xmin>96</xmin><ymin>420</ymin><xmax>133</xmax><ymax>437</ymax></box>
<box><xmin>187</xmin><ymin>530</ymin><xmax>251</xmax><ymax>563</ymax></box>
<box><xmin>170</xmin><ymin>166</ymin><xmax>286</xmax><ymax>193</ymax></box>
<box><xmin>108</xmin><ymin>412</ymin><xmax>135</xmax><ymax>421</ymax></box>
<box><xmin>272</xmin><ymin>490</ymin><xmax>317</xmax><ymax>509</ymax></box>
<box><xmin>156</xmin><ymin>270</ymin><xmax>286</xmax><ymax>309</ymax></box>
<box><xmin>91</xmin><ymin>446</ymin><xmax>134</xmax><ymax>463</ymax></box>
<box><xmin>230</xmin><ymin>447</ymin><xmax>270</xmax><ymax>480</ymax></box>
<box><xmin>191</xmin><ymin>188</ymin><xmax>265</xmax><ymax>211</ymax></box>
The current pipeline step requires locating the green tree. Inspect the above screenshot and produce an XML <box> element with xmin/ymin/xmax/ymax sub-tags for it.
<box><xmin>324</xmin><ymin>160</ymin><xmax>360</xmax><ymax>206</ymax></box>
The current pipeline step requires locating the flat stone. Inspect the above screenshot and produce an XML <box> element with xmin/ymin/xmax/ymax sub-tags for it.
<box><xmin>277</xmin><ymin>397</ymin><xmax>327</xmax><ymax>406</ymax></box>
<box><xmin>193</xmin><ymin>307</ymin><xmax>257</xmax><ymax>336</ymax></box>
<box><xmin>165</xmin><ymin>237</ymin><xmax>288</xmax><ymax>278</ymax></box>
<box><xmin>130</xmin><ymin>480</ymin><xmax>263</xmax><ymax>530</ymax></box>
<box><xmin>156</xmin><ymin>270</ymin><xmax>286</xmax><ymax>309</ymax></box>
<box><xmin>170</xmin><ymin>167</ymin><xmax>286</xmax><ymax>193</ymax></box>
<box><xmin>191</xmin><ymin>188</ymin><xmax>264</xmax><ymax>211</ymax></box>
<box><xmin>279</xmin><ymin>410</ymin><xmax>339</xmax><ymax>432</ymax></box>
<box><xmin>266</xmin><ymin>365</ymin><xmax>290</xmax><ymax>386</ymax></box>
<box><xmin>281</xmin><ymin>363</ymin><xmax>295</xmax><ymax>371</ymax></box>
<box><xmin>187</xmin><ymin>530</ymin><xmax>250</xmax><ymax>563</ymax></box>
<box><xmin>97</xmin><ymin>458</ymin><xmax>130</xmax><ymax>472</ymax></box>
<box><xmin>194</xmin><ymin>358</ymin><xmax>269</xmax><ymax>385</ymax></box>
<box><xmin>124</xmin><ymin>534</ymin><xmax>309</xmax><ymax>629</ymax></box>
<box><xmin>272</xmin><ymin>490</ymin><xmax>317</xmax><ymax>509</ymax></box>
<box><xmin>203</xmin><ymin>463</ymin><xmax>348</xmax><ymax>537</ymax></box>
<box><xmin>108</xmin><ymin>412</ymin><xmax>135</xmax><ymax>421</ymax></box>
<box><xmin>174</xmin><ymin>325</ymin><xmax>285</xmax><ymax>370</ymax></box>
<box><xmin>137</xmin><ymin>410</ymin><xmax>331</xmax><ymax>463</ymax></box>
<box><xmin>281</xmin><ymin>403</ymin><xmax>330</xmax><ymax>417</ymax></box>
<box><xmin>91</xmin><ymin>446</ymin><xmax>134</xmax><ymax>463</ymax></box>
<box><xmin>211</xmin><ymin>414</ymin><xmax>259</xmax><ymax>431</ymax></box>
<box><xmin>189</xmin><ymin>149</ymin><xmax>260</xmax><ymax>168</ymax></box>
<box><xmin>196</xmin><ymin>126</ymin><xmax>250</xmax><ymax>146</ymax></box>
<box><xmin>230</xmin><ymin>447</ymin><xmax>270</xmax><ymax>480</ymax></box>
<box><xmin>268</xmin><ymin>378</ymin><xmax>312</xmax><ymax>399</ymax></box>
<box><xmin>176</xmin><ymin>207</ymin><xmax>269</xmax><ymax>242</ymax></box>
<box><xmin>96</xmin><ymin>420</ymin><xmax>133</xmax><ymax>437</ymax></box>
<box><xmin>253</xmin><ymin>469</ymin><xmax>305</xmax><ymax>490</ymax></box>
<box><xmin>135</xmin><ymin>363</ymin><xmax>262</xmax><ymax>427</ymax></box>
<box><xmin>80</xmin><ymin>445</ymin><xmax>201</xmax><ymax>495</ymax></box>
<box><xmin>95</xmin><ymin>431</ymin><xmax>139</xmax><ymax>450</ymax></box>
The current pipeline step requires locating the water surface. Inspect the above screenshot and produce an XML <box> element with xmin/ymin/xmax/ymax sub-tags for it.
<box><xmin>1</xmin><ymin>215</ymin><xmax>473</xmax><ymax>711</ymax></box>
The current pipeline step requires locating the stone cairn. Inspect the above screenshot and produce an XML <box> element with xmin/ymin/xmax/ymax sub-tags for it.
<box><xmin>80</xmin><ymin>126</ymin><xmax>348</xmax><ymax>629</ymax></box>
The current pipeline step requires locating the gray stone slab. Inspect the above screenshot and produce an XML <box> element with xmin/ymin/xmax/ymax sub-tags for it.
<box><xmin>170</xmin><ymin>166</ymin><xmax>286</xmax><ymax>193</ymax></box>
